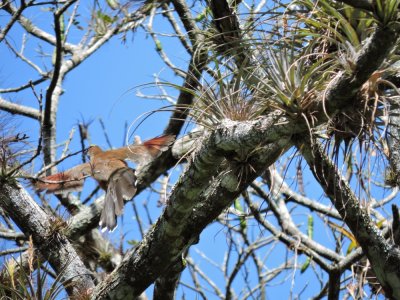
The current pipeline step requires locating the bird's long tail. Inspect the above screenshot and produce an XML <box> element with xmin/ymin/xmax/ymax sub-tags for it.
<box><xmin>99</xmin><ymin>167</ymin><xmax>137</xmax><ymax>231</ymax></box>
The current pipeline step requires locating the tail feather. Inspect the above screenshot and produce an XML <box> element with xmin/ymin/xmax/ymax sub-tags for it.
<box><xmin>99</xmin><ymin>167</ymin><xmax>137</xmax><ymax>231</ymax></box>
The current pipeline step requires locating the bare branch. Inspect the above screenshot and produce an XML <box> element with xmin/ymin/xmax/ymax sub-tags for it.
<box><xmin>0</xmin><ymin>98</ymin><xmax>41</xmax><ymax>120</ymax></box>
<box><xmin>2</xmin><ymin>1</ymin><xmax>77</xmax><ymax>53</ymax></box>
<box><xmin>0</xmin><ymin>0</ymin><xmax>33</xmax><ymax>42</ymax></box>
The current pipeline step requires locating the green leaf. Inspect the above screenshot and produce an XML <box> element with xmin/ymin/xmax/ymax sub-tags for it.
<box><xmin>300</xmin><ymin>257</ymin><xmax>311</xmax><ymax>273</ymax></box>
<box><xmin>234</xmin><ymin>198</ymin><xmax>247</xmax><ymax>231</ymax></box>
<box><xmin>195</xmin><ymin>9</ymin><xmax>207</xmax><ymax>22</ymax></box>
<box><xmin>307</xmin><ymin>215</ymin><xmax>313</xmax><ymax>239</ymax></box>
<box><xmin>127</xmin><ymin>239</ymin><xmax>138</xmax><ymax>245</ymax></box>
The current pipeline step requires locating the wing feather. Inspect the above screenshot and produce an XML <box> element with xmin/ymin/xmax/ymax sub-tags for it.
<box><xmin>34</xmin><ymin>163</ymin><xmax>92</xmax><ymax>194</ymax></box>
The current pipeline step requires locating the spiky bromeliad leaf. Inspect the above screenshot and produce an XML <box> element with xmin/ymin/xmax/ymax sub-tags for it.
<box><xmin>375</xmin><ymin>0</ymin><xmax>400</xmax><ymax>25</ymax></box>
<box><xmin>300</xmin><ymin>215</ymin><xmax>314</xmax><ymax>273</ymax></box>
<box><xmin>294</xmin><ymin>0</ymin><xmax>374</xmax><ymax>47</ymax></box>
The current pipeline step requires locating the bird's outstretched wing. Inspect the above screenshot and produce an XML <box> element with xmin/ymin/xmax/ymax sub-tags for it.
<box><xmin>105</xmin><ymin>135</ymin><xmax>175</xmax><ymax>167</ymax></box>
<box><xmin>34</xmin><ymin>163</ymin><xmax>92</xmax><ymax>194</ymax></box>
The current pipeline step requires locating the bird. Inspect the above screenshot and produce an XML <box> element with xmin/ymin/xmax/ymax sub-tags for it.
<box><xmin>34</xmin><ymin>135</ymin><xmax>175</xmax><ymax>231</ymax></box>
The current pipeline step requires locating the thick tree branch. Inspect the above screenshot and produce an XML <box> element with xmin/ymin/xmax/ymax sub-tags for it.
<box><xmin>208</xmin><ymin>0</ymin><xmax>246</xmax><ymax>63</ymax></box>
<box><xmin>0</xmin><ymin>98</ymin><xmax>41</xmax><ymax>120</ymax></box>
<box><xmin>0</xmin><ymin>182</ymin><xmax>94</xmax><ymax>296</ymax></box>
<box><xmin>92</xmin><ymin>117</ymin><xmax>291</xmax><ymax>298</ymax></box>
<box><xmin>324</xmin><ymin>24</ymin><xmax>400</xmax><ymax>115</ymax></box>
<box><xmin>387</xmin><ymin>98</ymin><xmax>400</xmax><ymax>185</ymax></box>
<box><xmin>328</xmin><ymin>269</ymin><xmax>340</xmax><ymax>300</ymax></box>
<box><xmin>298</xmin><ymin>137</ymin><xmax>400</xmax><ymax>299</ymax></box>
<box><xmin>153</xmin><ymin>257</ymin><xmax>185</xmax><ymax>300</ymax></box>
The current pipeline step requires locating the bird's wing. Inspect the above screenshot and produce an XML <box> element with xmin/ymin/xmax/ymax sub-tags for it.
<box><xmin>99</xmin><ymin>167</ymin><xmax>137</xmax><ymax>231</ymax></box>
<box><xmin>34</xmin><ymin>163</ymin><xmax>92</xmax><ymax>194</ymax></box>
<box><xmin>105</xmin><ymin>135</ymin><xmax>175</xmax><ymax>166</ymax></box>
<box><xmin>138</xmin><ymin>134</ymin><xmax>176</xmax><ymax>158</ymax></box>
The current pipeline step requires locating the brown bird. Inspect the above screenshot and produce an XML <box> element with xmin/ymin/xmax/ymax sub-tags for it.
<box><xmin>34</xmin><ymin>135</ymin><xmax>175</xmax><ymax>231</ymax></box>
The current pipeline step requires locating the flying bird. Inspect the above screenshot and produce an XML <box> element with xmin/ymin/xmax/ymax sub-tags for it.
<box><xmin>34</xmin><ymin>135</ymin><xmax>175</xmax><ymax>231</ymax></box>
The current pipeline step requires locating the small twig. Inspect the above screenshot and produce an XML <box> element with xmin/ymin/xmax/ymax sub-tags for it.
<box><xmin>142</xmin><ymin>200</ymin><xmax>154</xmax><ymax>226</ymax></box>
<box><xmin>77</xmin><ymin>115</ymin><xmax>94</xmax><ymax>162</ymax></box>
<box><xmin>0</xmin><ymin>207</ymin><xmax>14</xmax><ymax>230</ymax></box>
<box><xmin>32</xmin><ymin>148</ymin><xmax>86</xmax><ymax>177</ymax></box>
<box><xmin>145</xmin><ymin>8</ymin><xmax>186</xmax><ymax>78</ymax></box>
<box><xmin>7</xmin><ymin>85</ymin><xmax>43</xmax><ymax>176</ymax></box>
<box><xmin>0</xmin><ymin>76</ymin><xmax>50</xmax><ymax>94</ymax></box>
<box><xmin>64</xmin><ymin>0</ymin><xmax>80</xmax><ymax>40</ymax></box>
<box><xmin>161</xmin><ymin>2</ymin><xmax>192</xmax><ymax>54</ymax></box>
<box><xmin>82</xmin><ymin>186</ymin><xmax>100</xmax><ymax>205</ymax></box>
<box><xmin>4</xmin><ymin>38</ymin><xmax>46</xmax><ymax>75</ymax></box>
<box><xmin>0</xmin><ymin>229</ymin><xmax>26</xmax><ymax>240</ymax></box>
<box><xmin>2</xmin><ymin>1</ymin><xmax>76</xmax><ymax>52</ymax></box>
<box><xmin>132</xmin><ymin>201</ymin><xmax>145</xmax><ymax>238</ymax></box>
<box><xmin>185</xmin><ymin>256</ymin><xmax>225</xmax><ymax>298</ymax></box>
<box><xmin>98</xmin><ymin>118</ymin><xmax>113</xmax><ymax>149</ymax></box>
<box><xmin>0</xmin><ymin>246</ymin><xmax>29</xmax><ymax>257</ymax></box>
<box><xmin>61</xmin><ymin>127</ymin><xmax>76</xmax><ymax>158</ymax></box>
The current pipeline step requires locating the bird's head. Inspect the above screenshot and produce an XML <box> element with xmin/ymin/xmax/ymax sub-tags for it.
<box><xmin>85</xmin><ymin>145</ymin><xmax>102</xmax><ymax>159</ymax></box>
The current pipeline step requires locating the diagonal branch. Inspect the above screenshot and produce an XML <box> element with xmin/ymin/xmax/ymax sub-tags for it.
<box><xmin>2</xmin><ymin>1</ymin><xmax>77</xmax><ymax>53</ymax></box>
<box><xmin>387</xmin><ymin>98</ymin><xmax>400</xmax><ymax>185</ymax></box>
<box><xmin>0</xmin><ymin>182</ymin><xmax>94</xmax><ymax>297</ymax></box>
<box><xmin>0</xmin><ymin>0</ymin><xmax>33</xmax><ymax>42</ymax></box>
<box><xmin>208</xmin><ymin>0</ymin><xmax>245</xmax><ymax>63</ymax></box>
<box><xmin>298</xmin><ymin>136</ymin><xmax>400</xmax><ymax>299</ymax></box>
<box><xmin>324</xmin><ymin>24</ymin><xmax>400</xmax><ymax>115</ymax></box>
<box><xmin>92</xmin><ymin>117</ymin><xmax>291</xmax><ymax>298</ymax></box>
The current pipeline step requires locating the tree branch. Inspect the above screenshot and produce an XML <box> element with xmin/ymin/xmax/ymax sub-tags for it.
<box><xmin>298</xmin><ymin>137</ymin><xmax>400</xmax><ymax>299</ymax></box>
<box><xmin>0</xmin><ymin>98</ymin><xmax>41</xmax><ymax>120</ymax></box>
<box><xmin>2</xmin><ymin>1</ymin><xmax>77</xmax><ymax>53</ymax></box>
<box><xmin>324</xmin><ymin>24</ymin><xmax>400</xmax><ymax>115</ymax></box>
<box><xmin>0</xmin><ymin>182</ymin><xmax>94</xmax><ymax>296</ymax></box>
<box><xmin>92</xmin><ymin>117</ymin><xmax>291</xmax><ymax>298</ymax></box>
